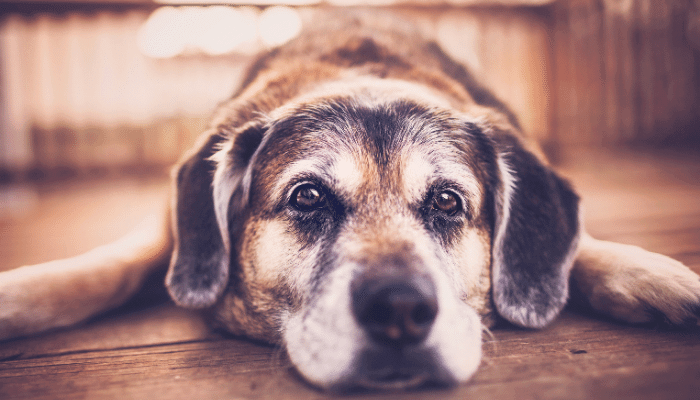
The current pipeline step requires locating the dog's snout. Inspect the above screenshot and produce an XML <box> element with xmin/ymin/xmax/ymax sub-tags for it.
<box><xmin>352</xmin><ymin>275</ymin><xmax>438</xmax><ymax>346</ymax></box>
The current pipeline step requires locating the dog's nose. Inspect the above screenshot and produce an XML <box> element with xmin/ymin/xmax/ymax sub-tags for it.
<box><xmin>352</xmin><ymin>275</ymin><xmax>438</xmax><ymax>346</ymax></box>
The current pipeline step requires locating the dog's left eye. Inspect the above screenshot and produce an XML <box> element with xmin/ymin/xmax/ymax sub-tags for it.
<box><xmin>290</xmin><ymin>183</ymin><xmax>327</xmax><ymax>211</ymax></box>
<box><xmin>431</xmin><ymin>190</ymin><xmax>461</xmax><ymax>215</ymax></box>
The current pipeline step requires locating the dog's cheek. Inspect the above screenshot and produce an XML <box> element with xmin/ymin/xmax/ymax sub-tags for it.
<box><xmin>213</xmin><ymin>219</ymin><xmax>312</xmax><ymax>343</ymax></box>
<box><xmin>447</xmin><ymin>228</ymin><xmax>494</xmax><ymax>325</ymax></box>
<box><xmin>214</xmin><ymin>293</ymin><xmax>279</xmax><ymax>342</ymax></box>
<box><xmin>248</xmin><ymin>219</ymin><xmax>314</xmax><ymax>293</ymax></box>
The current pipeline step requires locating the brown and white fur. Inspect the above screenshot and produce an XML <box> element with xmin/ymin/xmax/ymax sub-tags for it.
<box><xmin>2</xmin><ymin>13</ymin><xmax>699</xmax><ymax>392</ymax></box>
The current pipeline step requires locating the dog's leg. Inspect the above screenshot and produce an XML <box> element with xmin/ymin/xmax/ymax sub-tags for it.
<box><xmin>0</xmin><ymin>202</ymin><xmax>173</xmax><ymax>341</ymax></box>
<box><xmin>571</xmin><ymin>233</ymin><xmax>700</xmax><ymax>325</ymax></box>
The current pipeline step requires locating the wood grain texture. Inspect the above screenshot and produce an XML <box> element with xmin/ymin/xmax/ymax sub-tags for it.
<box><xmin>1</xmin><ymin>148</ymin><xmax>699</xmax><ymax>399</ymax></box>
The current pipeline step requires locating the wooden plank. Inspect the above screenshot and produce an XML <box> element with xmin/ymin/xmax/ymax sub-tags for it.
<box><xmin>3</xmin><ymin>309</ymin><xmax>700</xmax><ymax>400</ymax></box>
<box><xmin>0</xmin><ymin>176</ymin><xmax>169</xmax><ymax>270</ymax></box>
<box><xmin>0</xmin><ymin>304</ymin><xmax>212</xmax><ymax>362</ymax></box>
<box><xmin>473</xmin><ymin>312</ymin><xmax>700</xmax><ymax>400</ymax></box>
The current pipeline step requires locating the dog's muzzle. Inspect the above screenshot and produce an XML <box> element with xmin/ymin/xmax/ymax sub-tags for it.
<box><xmin>344</xmin><ymin>272</ymin><xmax>455</xmax><ymax>390</ymax></box>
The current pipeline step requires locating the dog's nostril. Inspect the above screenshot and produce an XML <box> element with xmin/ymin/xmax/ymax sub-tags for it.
<box><xmin>411</xmin><ymin>303</ymin><xmax>436</xmax><ymax>325</ymax></box>
<box><xmin>353</xmin><ymin>276</ymin><xmax>438</xmax><ymax>346</ymax></box>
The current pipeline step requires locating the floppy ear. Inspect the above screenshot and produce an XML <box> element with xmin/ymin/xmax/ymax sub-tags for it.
<box><xmin>166</xmin><ymin>121</ymin><xmax>266</xmax><ymax>308</ymax></box>
<box><xmin>490</xmin><ymin>133</ymin><xmax>581</xmax><ymax>328</ymax></box>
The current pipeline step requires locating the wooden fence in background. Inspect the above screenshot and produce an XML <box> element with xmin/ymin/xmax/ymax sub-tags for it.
<box><xmin>0</xmin><ymin>9</ymin><xmax>244</xmax><ymax>178</ymax></box>
<box><xmin>0</xmin><ymin>1</ymin><xmax>698</xmax><ymax>181</ymax></box>
<box><xmin>552</xmin><ymin>0</ymin><xmax>700</xmax><ymax>148</ymax></box>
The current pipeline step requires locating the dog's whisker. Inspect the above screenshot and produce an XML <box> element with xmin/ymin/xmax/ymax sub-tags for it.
<box><xmin>481</xmin><ymin>324</ymin><xmax>495</xmax><ymax>342</ymax></box>
<box><xmin>480</xmin><ymin>324</ymin><xmax>498</xmax><ymax>357</ymax></box>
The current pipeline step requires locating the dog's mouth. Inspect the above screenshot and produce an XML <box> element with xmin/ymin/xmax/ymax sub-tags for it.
<box><xmin>335</xmin><ymin>346</ymin><xmax>456</xmax><ymax>392</ymax></box>
<box><xmin>356</xmin><ymin>367</ymin><xmax>434</xmax><ymax>391</ymax></box>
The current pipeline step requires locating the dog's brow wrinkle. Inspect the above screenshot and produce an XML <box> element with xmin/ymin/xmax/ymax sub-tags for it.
<box><xmin>272</xmin><ymin>159</ymin><xmax>331</xmax><ymax>200</ymax></box>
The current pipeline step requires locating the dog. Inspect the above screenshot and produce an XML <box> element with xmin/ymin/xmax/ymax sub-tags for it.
<box><xmin>2</xmin><ymin>12</ymin><xmax>700</xmax><ymax>392</ymax></box>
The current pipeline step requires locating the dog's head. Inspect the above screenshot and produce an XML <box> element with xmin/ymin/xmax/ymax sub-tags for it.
<box><xmin>165</xmin><ymin>74</ymin><xmax>579</xmax><ymax>390</ymax></box>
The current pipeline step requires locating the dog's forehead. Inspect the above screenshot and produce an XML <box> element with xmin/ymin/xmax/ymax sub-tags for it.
<box><xmin>257</xmin><ymin>96</ymin><xmax>485</xmax><ymax>206</ymax></box>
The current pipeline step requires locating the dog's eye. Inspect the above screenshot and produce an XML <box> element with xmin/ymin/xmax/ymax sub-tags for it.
<box><xmin>291</xmin><ymin>183</ymin><xmax>327</xmax><ymax>211</ymax></box>
<box><xmin>432</xmin><ymin>191</ymin><xmax>461</xmax><ymax>215</ymax></box>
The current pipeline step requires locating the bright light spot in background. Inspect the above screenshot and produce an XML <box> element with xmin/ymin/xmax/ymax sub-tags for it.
<box><xmin>156</xmin><ymin>0</ymin><xmax>319</xmax><ymax>4</ymax></box>
<box><xmin>137</xmin><ymin>6</ymin><xmax>187</xmax><ymax>59</ymax></box>
<box><xmin>138</xmin><ymin>6</ymin><xmax>302</xmax><ymax>59</ymax></box>
<box><xmin>258</xmin><ymin>6</ymin><xmax>303</xmax><ymax>48</ymax></box>
<box><xmin>195</xmin><ymin>7</ymin><xmax>257</xmax><ymax>56</ymax></box>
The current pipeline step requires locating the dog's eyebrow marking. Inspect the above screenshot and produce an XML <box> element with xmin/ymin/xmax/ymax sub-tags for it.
<box><xmin>271</xmin><ymin>153</ymin><xmax>364</xmax><ymax>204</ymax></box>
<box><xmin>401</xmin><ymin>152</ymin><xmax>482</xmax><ymax>211</ymax></box>
<box><xmin>402</xmin><ymin>154</ymin><xmax>436</xmax><ymax>202</ymax></box>
<box><xmin>273</xmin><ymin>159</ymin><xmax>330</xmax><ymax>200</ymax></box>
<box><xmin>332</xmin><ymin>153</ymin><xmax>365</xmax><ymax>195</ymax></box>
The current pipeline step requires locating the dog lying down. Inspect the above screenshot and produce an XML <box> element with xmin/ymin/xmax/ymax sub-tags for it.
<box><xmin>2</xmin><ymin>14</ymin><xmax>700</xmax><ymax>392</ymax></box>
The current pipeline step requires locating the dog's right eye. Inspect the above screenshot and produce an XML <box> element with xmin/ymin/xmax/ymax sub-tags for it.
<box><xmin>290</xmin><ymin>183</ymin><xmax>327</xmax><ymax>211</ymax></box>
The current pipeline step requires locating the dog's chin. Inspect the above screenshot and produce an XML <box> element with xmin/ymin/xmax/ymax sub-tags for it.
<box><xmin>338</xmin><ymin>372</ymin><xmax>454</xmax><ymax>393</ymax></box>
<box><xmin>318</xmin><ymin>346</ymin><xmax>458</xmax><ymax>393</ymax></box>
<box><xmin>348</xmin><ymin>347</ymin><xmax>457</xmax><ymax>392</ymax></box>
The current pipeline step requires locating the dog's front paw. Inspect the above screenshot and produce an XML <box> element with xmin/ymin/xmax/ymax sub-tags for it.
<box><xmin>573</xmin><ymin>236</ymin><xmax>700</xmax><ymax>326</ymax></box>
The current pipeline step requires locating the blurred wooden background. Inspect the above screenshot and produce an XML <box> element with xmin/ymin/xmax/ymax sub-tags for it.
<box><xmin>0</xmin><ymin>0</ymin><xmax>698</xmax><ymax>182</ymax></box>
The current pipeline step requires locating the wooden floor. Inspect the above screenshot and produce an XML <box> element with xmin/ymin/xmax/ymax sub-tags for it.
<box><xmin>1</xmin><ymin>148</ymin><xmax>699</xmax><ymax>400</ymax></box>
